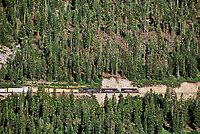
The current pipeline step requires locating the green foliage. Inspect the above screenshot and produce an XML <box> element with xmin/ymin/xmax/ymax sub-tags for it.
<box><xmin>0</xmin><ymin>89</ymin><xmax>200</xmax><ymax>133</ymax></box>
<box><xmin>0</xmin><ymin>0</ymin><xmax>199</xmax><ymax>85</ymax></box>
<box><xmin>131</xmin><ymin>76</ymin><xmax>189</xmax><ymax>88</ymax></box>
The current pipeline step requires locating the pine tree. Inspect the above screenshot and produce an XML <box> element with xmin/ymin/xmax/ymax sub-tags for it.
<box><xmin>69</xmin><ymin>90</ymin><xmax>75</xmax><ymax>118</ymax></box>
<box><xmin>154</xmin><ymin>106</ymin><xmax>164</xmax><ymax>134</ymax></box>
<box><xmin>111</xmin><ymin>94</ymin><xmax>117</xmax><ymax>112</ymax></box>
<box><xmin>114</xmin><ymin>112</ymin><xmax>124</xmax><ymax>134</ymax></box>
<box><xmin>147</xmin><ymin>91</ymin><xmax>155</xmax><ymax>134</ymax></box>
<box><xmin>169</xmin><ymin>87</ymin><xmax>180</xmax><ymax>133</ymax></box>
<box><xmin>194</xmin><ymin>89</ymin><xmax>200</xmax><ymax>127</ymax></box>
<box><xmin>134</xmin><ymin>99</ymin><xmax>144</xmax><ymax>133</ymax></box>
<box><xmin>104</xmin><ymin>93</ymin><xmax>110</xmax><ymax>113</ymax></box>
<box><xmin>117</xmin><ymin>93</ymin><xmax>124</xmax><ymax>122</ymax></box>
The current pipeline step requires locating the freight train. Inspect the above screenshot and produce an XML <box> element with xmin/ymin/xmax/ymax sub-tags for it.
<box><xmin>0</xmin><ymin>87</ymin><xmax>139</xmax><ymax>93</ymax></box>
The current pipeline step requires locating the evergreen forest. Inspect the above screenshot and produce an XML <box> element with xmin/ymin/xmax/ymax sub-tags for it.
<box><xmin>0</xmin><ymin>0</ymin><xmax>200</xmax><ymax>86</ymax></box>
<box><xmin>0</xmin><ymin>88</ymin><xmax>200</xmax><ymax>133</ymax></box>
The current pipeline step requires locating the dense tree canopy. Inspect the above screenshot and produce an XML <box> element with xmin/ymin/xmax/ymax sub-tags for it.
<box><xmin>0</xmin><ymin>0</ymin><xmax>199</xmax><ymax>85</ymax></box>
<box><xmin>0</xmin><ymin>88</ymin><xmax>200</xmax><ymax>133</ymax></box>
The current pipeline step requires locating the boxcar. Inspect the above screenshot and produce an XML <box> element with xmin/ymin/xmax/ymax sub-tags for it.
<box><xmin>56</xmin><ymin>89</ymin><xmax>79</xmax><ymax>93</ymax></box>
<box><xmin>82</xmin><ymin>89</ymin><xmax>100</xmax><ymax>93</ymax></box>
<box><xmin>0</xmin><ymin>88</ymin><xmax>6</xmax><ymax>92</ymax></box>
<box><xmin>8</xmin><ymin>88</ymin><xmax>29</xmax><ymax>93</ymax></box>
<box><xmin>101</xmin><ymin>88</ymin><xmax>120</xmax><ymax>93</ymax></box>
<box><xmin>121</xmin><ymin>88</ymin><xmax>139</xmax><ymax>93</ymax></box>
<box><xmin>44</xmin><ymin>88</ymin><xmax>79</xmax><ymax>93</ymax></box>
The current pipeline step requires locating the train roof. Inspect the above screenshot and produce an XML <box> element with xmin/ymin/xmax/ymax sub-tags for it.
<box><xmin>121</xmin><ymin>87</ymin><xmax>138</xmax><ymax>89</ymax></box>
<box><xmin>101</xmin><ymin>88</ymin><xmax>118</xmax><ymax>89</ymax></box>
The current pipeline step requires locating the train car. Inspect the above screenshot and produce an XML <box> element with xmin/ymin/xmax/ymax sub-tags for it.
<box><xmin>44</xmin><ymin>88</ymin><xmax>79</xmax><ymax>93</ymax></box>
<box><xmin>0</xmin><ymin>88</ymin><xmax>6</xmax><ymax>92</ymax></box>
<box><xmin>44</xmin><ymin>88</ymin><xmax>54</xmax><ymax>92</ymax></box>
<box><xmin>8</xmin><ymin>88</ymin><xmax>29</xmax><ymax>93</ymax></box>
<box><xmin>56</xmin><ymin>89</ymin><xmax>79</xmax><ymax>93</ymax></box>
<box><xmin>101</xmin><ymin>88</ymin><xmax>120</xmax><ymax>93</ymax></box>
<box><xmin>121</xmin><ymin>87</ymin><xmax>139</xmax><ymax>93</ymax></box>
<box><xmin>81</xmin><ymin>89</ymin><xmax>100</xmax><ymax>93</ymax></box>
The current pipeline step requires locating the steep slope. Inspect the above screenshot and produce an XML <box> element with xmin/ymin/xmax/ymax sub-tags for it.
<box><xmin>0</xmin><ymin>0</ymin><xmax>199</xmax><ymax>85</ymax></box>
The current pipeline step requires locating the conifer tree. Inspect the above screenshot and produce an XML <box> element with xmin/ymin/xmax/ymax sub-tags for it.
<box><xmin>117</xmin><ymin>93</ymin><xmax>124</xmax><ymax>121</ymax></box>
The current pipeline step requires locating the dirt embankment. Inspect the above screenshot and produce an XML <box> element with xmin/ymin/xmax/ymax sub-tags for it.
<box><xmin>139</xmin><ymin>82</ymin><xmax>200</xmax><ymax>99</ymax></box>
<box><xmin>102</xmin><ymin>77</ymin><xmax>136</xmax><ymax>90</ymax></box>
<box><xmin>91</xmin><ymin>82</ymin><xmax>200</xmax><ymax>105</ymax></box>
<box><xmin>93</xmin><ymin>78</ymin><xmax>200</xmax><ymax>105</ymax></box>
<box><xmin>102</xmin><ymin>77</ymin><xmax>200</xmax><ymax>97</ymax></box>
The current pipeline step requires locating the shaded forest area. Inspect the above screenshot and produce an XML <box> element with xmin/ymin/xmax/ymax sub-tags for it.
<box><xmin>0</xmin><ymin>0</ymin><xmax>200</xmax><ymax>86</ymax></box>
<box><xmin>0</xmin><ymin>88</ymin><xmax>200</xmax><ymax>133</ymax></box>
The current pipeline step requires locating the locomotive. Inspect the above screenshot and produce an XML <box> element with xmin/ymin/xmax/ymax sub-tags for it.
<box><xmin>81</xmin><ymin>89</ymin><xmax>100</xmax><ymax>93</ymax></box>
<box><xmin>121</xmin><ymin>88</ymin><xmax>139</xmax><ymax>93</ymax></box>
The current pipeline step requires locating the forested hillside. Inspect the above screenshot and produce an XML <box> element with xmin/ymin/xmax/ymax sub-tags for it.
<box><xmin>0</xmin><ymin>89</ymin><xmax>200</xmax><ymax>133</ymax></box>
<box><xmin>0</xmin><ymin>0</ymin><xmax>200</xmax><ymax>85</ymax></box>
